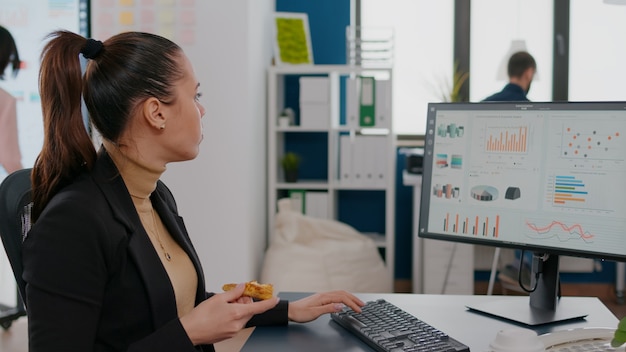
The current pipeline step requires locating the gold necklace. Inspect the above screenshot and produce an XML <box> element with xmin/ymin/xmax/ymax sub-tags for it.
<box><xmin>150</xmin><ymin>208</ymin><xmax>172</xmax><ymax>261</ymax></box>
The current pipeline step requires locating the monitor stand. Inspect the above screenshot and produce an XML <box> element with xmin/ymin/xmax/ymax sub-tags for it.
<box><xmin>466</xmin><ymin>254</ymin><xmax>588</xmax><ymax>326</ymax></box>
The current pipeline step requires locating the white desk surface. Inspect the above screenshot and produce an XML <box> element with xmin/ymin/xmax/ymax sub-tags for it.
<box><xmin>243</xmin><ymin>293</ymin><xmax>619</xmax><ymax>352</ymax></box>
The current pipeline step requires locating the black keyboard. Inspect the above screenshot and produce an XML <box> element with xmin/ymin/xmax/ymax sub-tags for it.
<box><xmin>331</xmin><ymin>299</ymin><xmax>470</xmax><ymax>352</ymax></box>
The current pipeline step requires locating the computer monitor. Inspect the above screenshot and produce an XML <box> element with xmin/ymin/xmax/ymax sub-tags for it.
<box><xmin>419</xmin><ymin>101</ymin><xmax>626</xmax><ymax>326</ymax></box>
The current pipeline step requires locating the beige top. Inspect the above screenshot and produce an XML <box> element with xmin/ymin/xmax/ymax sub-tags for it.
<box><xmin>105</xmin><ymin>141</ymin><xmax>198</xmax><ymax>318</ymax></box>
<box><xmin>0</xmin><ymin>88</ymin><xmax>22</xmax><ymax>173</ymax></box>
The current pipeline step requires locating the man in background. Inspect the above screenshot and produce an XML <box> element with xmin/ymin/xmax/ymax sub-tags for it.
<box><xmin>0</xmin><ymin>25</ymin><xmax>23</xmax><ymax>175</ymax></box>
<box><xmin>483</xmin><ymin>51</ymin><xmax>536</xmax><ymax>102</ymax></box>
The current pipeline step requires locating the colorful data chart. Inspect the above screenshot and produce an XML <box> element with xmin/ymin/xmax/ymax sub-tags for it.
<box><xmin>437</xmin><ymin>123</ymin><xmax>465</xmax><ymax>138</ymax></box>
<box><xmin>525</xmin><ymin>219</ymin><xmax>594</xmax><ymax>243</ymax></box>
<box><xmin>435</xmin><ymin>154</ymin><xmax>462</xmax><ymax>169</ymax></box>
<box><xmin>484</xmin><ymin>125</ymin><xmax>528</xmax><ymax>153</ymax></box>
<box><xmin>443</xmin><ymin>213</ymin><xmax>500</xmax><ymax>237</ymax></box>
<box><xmin>553</xmin><ymin>175</ymin><xmax>587</xmax><ymax>206</ymax></box>
<box><xmin>435</xmin><ymin>154</ymin><xmax>448</xmax><ymax>168</ymax></box>
<box><xmin>450</xmin><ymin>154</ymin><xmax>463</xmax><ymax>169</ymax></box>
<box><xmin>470</xmin><ymin>185</ymin><xmax>499</xmax><ymax>201</ymax></box>
<box><xmin>433</xmin><ymin>184</ymin><xmax>460</xmax><ymax>199</ymax></box>
<box><xmin>561</xmin><ymin>124</ymin><xmax>622</xmax><ymax>160</ymax></box>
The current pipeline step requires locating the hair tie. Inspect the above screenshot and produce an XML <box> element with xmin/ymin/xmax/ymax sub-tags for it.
<box><xmin>81</xmin><ymin>38</ymin><xmax>103</xmax><ymax>60</ymax></box>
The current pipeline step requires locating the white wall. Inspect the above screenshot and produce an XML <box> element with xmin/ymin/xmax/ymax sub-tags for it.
<box><xmin>162</xmin><ymin>0</ymin><xmax>274</xmax><ymax>291</ymax></box>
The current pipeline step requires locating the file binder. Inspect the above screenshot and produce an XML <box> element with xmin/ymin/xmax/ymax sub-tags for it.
<box><xmin>374</xmin><ymin>79</ymin><xmax>391</xmax><ymax>129</ymax></box>
<box><xmin>359</xmin><ymin>76</ymin><xmax>375</xmax><ymax>127</ymax></box>
<box><xmin>300</xmin><ymin>77</ymin><xmax>330</xmax><ymax>128</ymax></box>
<box><xmin>288</xmin><ymin>190</ymin><xmax>306</xmax><ymax>214</ymax></box>
<box><xmin>372</xmin><ymin>136</ymin><xmax>388</xmax><ymax>184</ymax></box>
<box><xmin>304</xmin><ymin>191</ymin><xmax>329</xmax><ymax>219</ymax></box>
<box><xmin>352</xmin><ymin>136</ymin><xmax>367</xmax><ymax>182</ymax></box>
<box><xmin>340</xmin><ymin>134</ymin><xmax>353</xmax><ymax>183</ymax></box>
<box><xmin>346</xmin><ymin>78</ymin><xmax>359</xmax><ymax>129</ymax></box>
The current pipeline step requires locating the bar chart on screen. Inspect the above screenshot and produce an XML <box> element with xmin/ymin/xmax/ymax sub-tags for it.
<box><xmin>441</xmin><ymin>212</ymin><xmax>500</xmax><ymax>238</ymax></box>
<box><xmin>484</xmin><ymin>125</ymin><xmax>529</xmax><ymax>153</ymax></box>
<box><xmin>545</xmin><ymin>173</ymin><xmax>623</xmax><ymax>215</ymax></box>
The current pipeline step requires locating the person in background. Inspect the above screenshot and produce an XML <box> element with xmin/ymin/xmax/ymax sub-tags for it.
<box><xmin>0</xmin><ymin>25</ymin><xmax>23</xmax><ymax>174</ymax></box>
<box><xmin>482</xmin><ymin>51</ymin><xmax>537</xmax><ymax>102</ymax></box>
<box><xmin>22</xmin><ymin>30</ymin><xmax>364</xmax><ymax>352</ymax></box>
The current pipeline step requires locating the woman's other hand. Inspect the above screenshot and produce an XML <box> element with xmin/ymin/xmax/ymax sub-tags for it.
<box><xmin>180</xmin><ymin>283</ymin><xmax>279</xmax><ymax>345</ymax></box>
<box><xmin>288</xmin><ymin>290</ymin><xmax>365</xmax><ymax>323</ymax></box>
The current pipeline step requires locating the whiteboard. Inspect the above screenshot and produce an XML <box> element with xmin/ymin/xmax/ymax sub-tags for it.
<box><xmin>91</xmin><ymin>0</ymin><xmax>199</xmax><ymax>45</ymax></box>
<box><xmin>0</xmin><ymin>0</ymin><xmax>88</xmax><ymax>181</ymax></box>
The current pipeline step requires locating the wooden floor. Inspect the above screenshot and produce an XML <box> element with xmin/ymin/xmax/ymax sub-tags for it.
<box><xmin>0</xmin><ymin>317</ymin><xmax>26</xmax><ymax>352</ymax></box>
<box><xmin>3</xmin><ymin>281</ymin><xmax>625</xmax><ymax>351</ymax></box>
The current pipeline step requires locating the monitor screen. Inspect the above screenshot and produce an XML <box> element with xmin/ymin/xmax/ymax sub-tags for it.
<box><xmin>419</xmin><ymin>101</ymin><xmax>626</xmax><ymax>325</ymax></box>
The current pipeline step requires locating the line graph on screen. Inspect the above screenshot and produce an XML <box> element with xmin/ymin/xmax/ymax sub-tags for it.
<box><xmin>525</xmin><ymin>219</ymin><xmax>595</xmax><ymax>243</ymax></box>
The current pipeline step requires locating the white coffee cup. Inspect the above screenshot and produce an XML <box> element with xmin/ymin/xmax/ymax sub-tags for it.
<box><xmin>489</xmin><ymin>328</ymin><xmax>545</xmax><ymax>352</ymax></box>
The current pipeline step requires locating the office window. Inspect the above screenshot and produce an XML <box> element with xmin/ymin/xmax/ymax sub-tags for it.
<box><xmin>469</xmin><ymin>0</ymin><xmax>553</xmax><ymax>102</ymax></box>
<box><xmin>569</xmin><ymin>1</ymin><xmax>626</xmax><ymax>101</ymax></box>
<box><xmin>361</xmin><ymin>0</ymin><xmax>454</xmax><ymax>135</ymax></box>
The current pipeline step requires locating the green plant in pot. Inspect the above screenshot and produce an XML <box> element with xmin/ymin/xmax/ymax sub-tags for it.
<box><xmin>281</xmin><ymin>152</ymin><xmax>301</xmax><ymax>183</ymax></box>
<box><xmin>429</xmin><ymin>61</ymin><xmax>469</xmax><ymax>103</ymax></box>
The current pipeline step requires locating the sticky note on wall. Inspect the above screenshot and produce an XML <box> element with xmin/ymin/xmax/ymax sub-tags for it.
<box><xmin>140</xmin><ymin>10</ymin><xmax>155</xmax><ymax>24</ymax></box>
<box><xmin>158</xmin><ymin>11</ymin><xmax>175</xmax><ymax>25</ymax></box>
<box><xmin>119</xmin><ymin>12</ymin><xmax>134</xmax><ymax>25</ymax></box>
<box><xmin>180</xmin><ymin>10</ymin><xmax>195</xmax><ymax>25</ymax></box>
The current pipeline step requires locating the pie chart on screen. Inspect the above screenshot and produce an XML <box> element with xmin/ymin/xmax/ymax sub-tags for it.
<box><xmin>471</xmin><ymin>185</ymin><xmax>499</xmax><ymax>201</ymax></box>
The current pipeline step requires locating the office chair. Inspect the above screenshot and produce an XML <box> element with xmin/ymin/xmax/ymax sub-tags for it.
<box><xmin>0</xmin><ymin>168</ymin><xmax>32</xmax><ymax>330</ymax></box>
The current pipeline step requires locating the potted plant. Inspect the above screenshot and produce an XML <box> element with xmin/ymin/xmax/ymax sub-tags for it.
<box><xmin>278</xmin><ymin>112</ymin><xmax>290</xmax><ymax>127</ymax></box>
<box><xmin>277</xmin><ymin>107</ymin><xmax>294</xmax><ymax>127</ymax></box>
<box><xmin>281</xmin><ymin>152</ymin><xmax>301</xmax><ymax>183</ymax></box>
<box><xmin>430</xmin><ymin>61</ymin><xmax>469</xmax><ymax>103</ymax></box>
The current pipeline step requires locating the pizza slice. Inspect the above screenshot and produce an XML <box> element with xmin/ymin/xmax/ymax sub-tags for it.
<box><xmin>222</xmin><ymin>280</ymin><xmax>274</xmax><ymax>300</ymax></box>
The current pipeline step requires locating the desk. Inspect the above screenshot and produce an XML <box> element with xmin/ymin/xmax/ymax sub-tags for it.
<box><xmin>243</xmin><ymin>292</ymin><xmax>618</xmax><ymax>351</ymax></box>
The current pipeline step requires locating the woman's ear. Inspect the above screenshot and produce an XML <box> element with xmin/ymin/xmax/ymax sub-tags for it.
<box><xmin>142</xmin><ymin>97</ymin><xmax>166</xmax><ymax>130</ymax></box>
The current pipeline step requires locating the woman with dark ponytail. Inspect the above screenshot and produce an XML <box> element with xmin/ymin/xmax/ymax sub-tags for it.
<box><xmin>22</xmin><ymin>31</ymin><xmax>363</xmax><ymax>351</ymax></box>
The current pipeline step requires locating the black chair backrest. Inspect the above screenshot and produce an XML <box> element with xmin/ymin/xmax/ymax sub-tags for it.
<box><xmin>0</xmin><ymin>168</ymin><xmax>33</xmax><ymax>306</ymax></box>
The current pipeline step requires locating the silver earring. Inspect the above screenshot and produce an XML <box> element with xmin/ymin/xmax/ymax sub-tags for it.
<box><xmin>160</xmin><ymin>124</ymin><xmax>165</xmax><ymax>129</ymax></box>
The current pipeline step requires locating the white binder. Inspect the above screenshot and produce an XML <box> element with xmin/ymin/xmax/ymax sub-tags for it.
<box><xmin>305</xmin><ymin>191</ymin><xmax>329</xmax><ymax>219</ymax></box>
<box><xmin>300</xmin><ymin>77</ymin><xmax>330</xmax><ymax>128</ymax></box>
<box><xmin>352</xmin><ymin>136</ymin><xmax>367</xmax><ymax>183</ymax></box>
<box><xmin>374</xmin><ymin>79</ymin><xmax>391</xmax><ymax>129</ymax></box>
<box><xmin>345</xmin><ymin>78</ymin><xmax>359</xmax><ymax>129</ymax></box>
<box><xmin>339</xmin><ymin>134</ymin><xmax>353</xmax><ymax>184</ymax></box>
<box><xmin>372</xmin><ymin>136</ymin><xmax>388</xmax><ymax>185</ymax></box>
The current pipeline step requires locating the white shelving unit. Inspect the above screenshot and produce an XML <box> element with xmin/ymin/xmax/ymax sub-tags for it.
<box><xmin>266</xmin><ymin>65</ymin><xmax>396</xmax><ymax>289</ymax></box>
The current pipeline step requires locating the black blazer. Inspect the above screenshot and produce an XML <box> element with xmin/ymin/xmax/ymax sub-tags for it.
<box><xmin>22</xmin><ymin>150</ymin><xmax>288</xmax><ymax>352</ymax></box>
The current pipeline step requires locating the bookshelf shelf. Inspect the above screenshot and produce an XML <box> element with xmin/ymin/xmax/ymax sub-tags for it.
<box><xmin>267</xmin><ymin>65</ymin><xmax>396</xmax><ymax>289</ymax></box>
